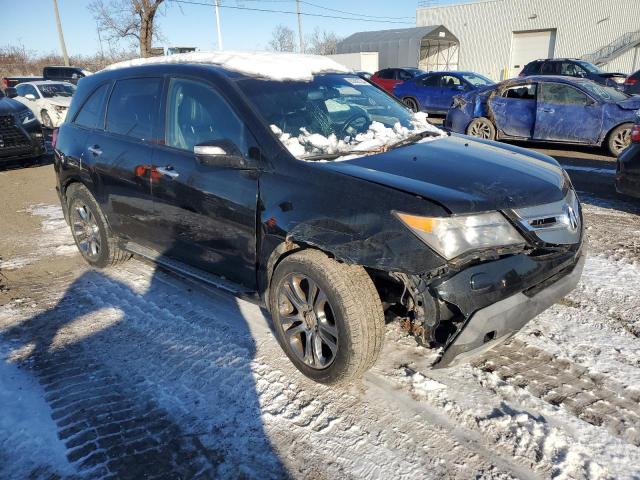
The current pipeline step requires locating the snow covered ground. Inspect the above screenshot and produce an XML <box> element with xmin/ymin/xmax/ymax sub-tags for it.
<box><xmin>1</xmin><ymin>180</ymin><xmax>639</xmax><ymax>478</ymax></box>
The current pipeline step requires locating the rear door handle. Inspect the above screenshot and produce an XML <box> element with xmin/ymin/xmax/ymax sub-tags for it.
<box><xmin>539</xmin><ymin>108</ymin><xmax>555</xmax><ymax>114</ymax></box>
<box><xmin>156</xmin><ymin>166</ymin><xmax>179</xmax><ymax>179</ymax></box>
<box><xmin>87</xmin><ymin>146</ymin><xmax>102</xmax><ymax>156</ymax></box>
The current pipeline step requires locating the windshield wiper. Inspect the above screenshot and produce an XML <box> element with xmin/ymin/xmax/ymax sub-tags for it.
<box><xmin>301</xmin><ymin>149</ymin><xmax>383</xmax><ymax>161</ymax></box>
<box><xmin>385</xmin><ymin>130</ymin><xmax>441</xmax><ymax>152</ymax></box>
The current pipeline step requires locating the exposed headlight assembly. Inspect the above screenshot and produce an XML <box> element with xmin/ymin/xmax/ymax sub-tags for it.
<box><xmin>394</xmin><ymin>211</ymin><xmax>526</xmax><ymax>260</ymax></box>
<box><xmin>54</xmin><ymin>105</ymin><xmax>67</xmax><ymax>113</ymax></box>
<box><xmin>19</xmin><ymin>110</ymin><xmax>37</xmax><ymax>125</ymax></box>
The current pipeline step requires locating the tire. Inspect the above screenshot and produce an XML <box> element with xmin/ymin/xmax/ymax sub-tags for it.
<box><xmin>607</xmin><ymin>123</ymin><xmax>632</xmax><ymax>157</ymax></box>
<box><xmin>403</xmin><ymin>97</ymin><xmax>419</xmax><ymax>112</ymax></box>
<box><xmin>269</xmin><ymin>249</ymin><xmax>385</xmax><ymax>384</ymax></box>
<box><xmin>466</xmin><ymin>117</ymin><xmax>496</xmax><ymax>140</ymax></box>
<box><xmin>41</xmin><ymin>110</ymin><xmax>54</xmax><ymax>129</ymax></box>
<box><xmin>66</xmin><ymin>183</ymin><xmax>131</xmax><ymax>268</ymax></box>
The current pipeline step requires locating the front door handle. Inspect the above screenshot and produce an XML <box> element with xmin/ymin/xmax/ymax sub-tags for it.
<box><xmin>87</xmin><ymin>145</ymin><xmax>102</xmax><ymax>156</ymax></box>
<box><xmin>539</xmin><ymin>107</ymin><xmax>555</xmax><ymax>114</ymax></box>
<box><xmin>156</xmin><ymin>166</ymin><xmax>179</xmax><ymax>179</ymax></box>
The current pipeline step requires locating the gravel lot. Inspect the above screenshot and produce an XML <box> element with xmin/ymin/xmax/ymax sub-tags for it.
<box><xmin>1</xmin><ymin>145</ymin><xmax>639</xmax><ymax>479</ymax></box>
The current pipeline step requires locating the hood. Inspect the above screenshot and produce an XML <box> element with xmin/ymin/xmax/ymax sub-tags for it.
<box><xmin>317</xmin><ymin>134</ymin><xmax>566</xmax><ymax>214</ymax></box>
<box><xmin>617</xmin><ymin>96</ymin><xmax>640</xmax><ymax>110</ymax></box>
<box><xmin>0</xmin><ymin>96</ymin><xmax>30</xmax><ymax>115</ymax></box>
<box><xmin>48</xmin><ymin>96</ymin><xmax>72</xmax><ymax>108</ymax></box>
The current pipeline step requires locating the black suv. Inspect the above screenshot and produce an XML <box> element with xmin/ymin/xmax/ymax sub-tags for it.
<box><xmin>0</xmin><ymin>89</ymin><xmax>44</xmax><ymax>164</ymax></box>
<box><xmin>520</xmin><ymin>58</ymin><xmax>627</xmax><ymax>89</ymax></box>
<box><xmin>54</xmin><ymin>54</ymin><xmax>585</xmax><ymax>383</ymax></box>
<box><xmin>43</xmin><ymin>66</ymin><xmax>91</xmax><ymax>85</ymax></box>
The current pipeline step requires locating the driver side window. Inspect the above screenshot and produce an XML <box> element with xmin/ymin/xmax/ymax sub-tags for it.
<box><xmin>440</xmin><ymin>75</ymin><xmax>461</xmax><ymax>88</ymax></box>
<box><xmin>502</xmin><ymin>84</ymin><xmax>537</xmax><ymax>100</ymax></box>
<box><xmin>165</xmin><ymin>78</ymin><xmax>246</xmax><ymax>153</ymax></box>
<box><xmin>560</xmin><ymin>62</ymin><xmax>584</xmax><ymax>77</ymax></box>
<box><xmin>539</xmin><ymin>83</ymin><xmax>589</xmax><ymax>105</ymax></box>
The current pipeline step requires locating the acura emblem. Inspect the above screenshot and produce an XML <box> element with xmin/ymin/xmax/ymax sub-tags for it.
<box><xmin>565</xmin><ymin>204</ymin><xmax>579</xmax><ymax>232</ymax></box>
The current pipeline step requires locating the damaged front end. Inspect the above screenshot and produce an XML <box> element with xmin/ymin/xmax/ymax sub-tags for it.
<box><xmin>378</xmin><ymin>191</ymin><xmax>585</xmax><ymax>368</ymax></box>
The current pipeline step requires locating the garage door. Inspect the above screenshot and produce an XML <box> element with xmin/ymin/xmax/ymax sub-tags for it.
<box><xmin>510</xmin><ymin>30</ymin><xmax>556</xmax><ymax>78</ymax></box>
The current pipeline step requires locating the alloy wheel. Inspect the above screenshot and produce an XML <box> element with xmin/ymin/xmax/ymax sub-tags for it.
<box><xmin>70</xmin><ymin>201</ymin><xmax>101</xmax><ymax>260</ymax></box>
<box><xmin>612</xmin><ymin>128</ymin><xmax>631</xmax><ymax>156</ymax></box>
<box><xmin>403</xmin><ymin>98</ymin><xmax>419</xmax><ymax>112</ymax></box>
<box><xmin>469</xmin><ymin>121</ymin><xmax>492</xmax><ymax>139</ymax></box>
<box><xmin>277</xmin><ymin>273</ymin><xmax>339</xmax><ymax>369</ymax></box>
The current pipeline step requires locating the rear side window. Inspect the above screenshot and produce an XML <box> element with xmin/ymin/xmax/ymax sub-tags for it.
<box><xmin>377</xmin><ymin>69</ymin><xmax>394</xmax><ymax>80</ymax></box>
<box><xmin>523</xmin><ymin>61</ymin><xmax>542</xmax><ymax>74</ymax></box>
<box><xmin>539</xmin><ymin>83</ymin><xmax>588</xmax><ymax>105</ymax></box>
<box><xmin>165</xmin><ymin>78</ymin><xmax>246</xmax><ymax>152</ymax></box>
<box><xmin>398</xmin><ymin>70</ymin><xmax>413</xmax><ymax>81</ymax></box>
<box><xmin>106</xmin><ymin>77</ymin><xmax>162</xmax><ymax>141</ymax></box>
<box><xmin>440</xmin><ymin>75</ymin><xmax>461</xmax><ymax>88</ymax></box>
<box><xmin>74</xmin><ymin>83</ymin><xmax>110</xmax><ymax>129</ymax></box>
<box><xmin>540</xmin><ymin>62</ymin><xmax>557</xmax><ymax>74</ymax></box>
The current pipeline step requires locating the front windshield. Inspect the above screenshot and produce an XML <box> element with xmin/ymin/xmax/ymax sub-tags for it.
<box><xmin>237</xmin><ymin>74</ymin><xmax>444</xmax><ymax>159</ymax></box>
<box><xmin>461</xmin><ymin>73</ymin><xmax>494</xmax><ymax>87</ymax></box>
<box><xmin>581</xmin><ymin>81</ymin><xmax>629</xmax><ymax>102</ymax></box>
<box><xmin>39</xmin><ymin>83</ymin><xmax>76</xmax><ymax>98</ymax></box>
<box><xmin>576</xmin><ymin>61</ymin><xmax>601</xmax><ymax>74</ymax></box>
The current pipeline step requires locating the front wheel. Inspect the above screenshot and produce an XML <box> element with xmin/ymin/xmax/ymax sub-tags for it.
<box><xmin>269</xmin><ymin>250</ymin><xmax>385</xmax><ymax>384</ymax></box>
<box><xmin>466</xmin><ymin>117</ymin><xmax>496</xmax><ymax>140</ymax></box>
<box><xmin>607</xmin><ymin>123</ymin><xmax>632</xmax><ymax>157</ymax></box>
<box><xmin>403</xmin><ymin>97</ymin><xmax>419</xmax><ymax>112</ymax></box>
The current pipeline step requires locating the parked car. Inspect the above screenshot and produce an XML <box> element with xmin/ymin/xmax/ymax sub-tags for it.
<box><xmin>1</xmin><ymin>76</ymin><xmax>44</xmax><ymax>91</ymax></box>
<box><xmin>393</xmin><ymin>71</ymin><xmax>495</xmax><ymax>114</ymax></box>
<box><xmin>7</xmin><ymin>81</ymin><xmax>76</xmax><ymax>128</ymax></box>
<box><xmin>370</xmin><ymin>67</ymin><xmax>425</xmax><ymax>94</ymax></box>
<box><xmin>43</xmin><ymin>66</ymin><xmax>92</xmax><ymax>85</ymax></box>
<box><xmin>520</xmin><ymin>58</ymin><xmax>627</xmax><ymax>90</ymax></box>
<box><xmin>54</xmin><ymin>53</ymin><xmax>584</xmax><ymax>384</ymax></box>
<box><xmin>445</xmin><ymin>75</ymin><xmax>640</xmax><ymax>156</ymax></box>
<box><xmin>616</xmin><ymin>111</ymin><xmax>640</xmax><ymax>198</ymax></box>
<box><xmin>623</xmin><ymin>69</ymin><xmax>640</xmax><ymax>95</ymax></box>
<box><xmin>0</xmin><ymin>89</ymin><xmax>45</xmax><ymax>164</ymax></box>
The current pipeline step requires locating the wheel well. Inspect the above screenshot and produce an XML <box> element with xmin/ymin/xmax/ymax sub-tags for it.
<box><xmin>604</xmin><ymin>121</ymin><xmax>633</xmax><ymax>144</ymax></box>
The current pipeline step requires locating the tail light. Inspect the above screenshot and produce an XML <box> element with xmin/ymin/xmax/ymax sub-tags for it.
<box><xmin>52</xmin><ymin>128</ymin><xmax>59</xmax><ymax>149</ymax></box>
<box><xmin>624</xmin><ymin>78</ymin><xmax>638</xmax><ymax>86</ymax></box>
<box><xmin>1</xmin><ymin>78</ymin><xmax>7</xmax><ymax>89</ymax></box>
<box><xmin>631</xmin><ymin>124</ymin><xmax>640</xmax><ymax>143</ymax></box>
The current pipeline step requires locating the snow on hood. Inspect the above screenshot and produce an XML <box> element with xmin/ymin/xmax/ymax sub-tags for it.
<box><xmin>102</xmin><ymin>50</ymin><xmax>352</xmax><ymax>81</ymax></box>
<box><xmin>271</xmin><ymin>112</ymin><xmax>446</xmax><ymax>160</ymax></box>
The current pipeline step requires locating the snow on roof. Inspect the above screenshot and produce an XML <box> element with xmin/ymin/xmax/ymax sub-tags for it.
<box><xmin>102</xmin><ymin>50</ymin><xmax>352</xmax><ymax>81</ymax></box>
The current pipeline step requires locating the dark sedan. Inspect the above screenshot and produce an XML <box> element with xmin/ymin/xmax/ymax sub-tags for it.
<box><xmin>616</xmin><ymin>112</ymin><xmax>640</xmax><ymax>198</ymax></box>
<box><xmin>446</xmin><ymin>75</ymin><xmax>640</xmax><ymax>156</ymax></box>
<box><xmin>0</xmin><ymin>89</ymin><xmax>45</xmax><ymax>164</ymax></box>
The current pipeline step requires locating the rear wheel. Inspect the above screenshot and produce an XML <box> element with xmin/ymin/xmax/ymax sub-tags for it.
<box><xmin>66</xmin><ymin>183</ymin><xmax>131</xmax><ymax>268</ymax></box>
<box><xmin>466</xmin><ymin>117</ymin><xmax>496</xmax><ymax>140</ymax></box>
<box><xmin>607</xmin><ymin>123</ymin><xmax>632</xmax><ymax>157</ymax></box>
<box><xmin>269</xmin><ymin>250</ymin><xmax>385</xmax><ymax>384</ymax></box>
<box><xmin>403</xmin><ymin>97</ymin><xmax>419</xmax><ymax>112</ymax></box>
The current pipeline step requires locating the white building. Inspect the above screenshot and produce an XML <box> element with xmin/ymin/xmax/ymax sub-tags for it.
<box><xmin>416</xmin><ymin>0</ymin><xmax>640</xmax><ymax>80</ymax></box>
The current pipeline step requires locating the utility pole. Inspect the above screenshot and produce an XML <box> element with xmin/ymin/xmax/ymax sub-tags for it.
<box><xmin>52</xmin><ymin>0</ymin><xmax>70</xmax><ymax>66</ymax></box>
<box><xmin>214</xmin><ymin>0</ymin><xmax>223</xmax><ymax>51</ymax></box>
<box><xmin>296</xmin><ymin>0</ymin><xmax>304</xmax><ymax>53</ymax></box>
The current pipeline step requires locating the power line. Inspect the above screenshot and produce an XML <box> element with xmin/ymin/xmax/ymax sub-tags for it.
<box><xmin>169</xmin><ymin>0</ymin><xmax>415</xmax><ymax>24</ymax></box>
<box><xmin>299</xmin><ymin>1</ymin><xmax>415</xmax><ymax>20</ymax></box>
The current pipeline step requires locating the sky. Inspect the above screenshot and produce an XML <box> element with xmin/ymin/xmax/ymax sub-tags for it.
<box><xmin>0</xmin><ymin>0</ymin><xmax>460</xmax><ymax>57</ymax></box>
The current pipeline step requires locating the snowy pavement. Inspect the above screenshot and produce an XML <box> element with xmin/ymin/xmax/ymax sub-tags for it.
<box><xmin>1</xmin><ymin>165</ymin><xmax>640</xmax><ymax>479</ymax></box>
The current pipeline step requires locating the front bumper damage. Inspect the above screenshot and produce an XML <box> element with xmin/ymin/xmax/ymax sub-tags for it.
<box><xmin>433</xmin><ymin>250</ymin><xmax>585</xmax><ymax>367</ymax></box>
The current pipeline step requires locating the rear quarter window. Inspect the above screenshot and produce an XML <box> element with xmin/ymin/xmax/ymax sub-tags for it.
<box><xmin>74</xmin><ymin>83</ymin><xmax>110</xmax><ymax>129</ymax></box>
<box><xmin>524</xmin><ymin>62</ymin><xmax>542</xmax><ymax>74</ymax></box>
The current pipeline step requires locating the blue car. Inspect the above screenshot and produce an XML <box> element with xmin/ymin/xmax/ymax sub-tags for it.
<box><xmin>393</xmin><ymin>71</ymin><xmax>495</xmax><ymax>115</ymax></box>
<box><xmin>445</xmin><ymin>75</ymin><xmax>640</xmax><ymax>157</ymax></box>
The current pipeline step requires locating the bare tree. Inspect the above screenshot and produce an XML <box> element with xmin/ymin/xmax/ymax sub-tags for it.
<box><xmin>306</xmin><ymin>28</ymin><xmax>342</xmax><ymax>55</ymax></box>
<box><xmin>89</xmin><ymin>0</ymin><xmax>165</xmax><ymax>57</ymax></box>
<box><xmin>268</xmin><ymin>24</ymin><xmax>296</xmax><ymax>53</ymax></box>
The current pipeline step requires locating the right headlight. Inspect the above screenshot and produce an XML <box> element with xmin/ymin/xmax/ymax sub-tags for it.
<box><xmin>394</xmin><ymin>211</ymin><xmax>526</xmax><ymax>260</ymax></box>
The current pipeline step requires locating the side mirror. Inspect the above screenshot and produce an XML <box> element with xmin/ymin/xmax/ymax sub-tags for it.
<box><xmin>194</xmin><ymin>139</ymin><xmax>259</xmax><ymax>170</ymax></box>
<box><xmin>456</xmin><ymin>84</ymin><xmax>466</xmax><ymax>91</ymax></box>
<box><xmin>25</xmin><ymin>93</ymin><xmax>36</xmax><ymax>101</ymax></box>
<box><xmin>5</xmin><ymin>87</ymin><xmax>17</xmax><ymax>98</ymax></box>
